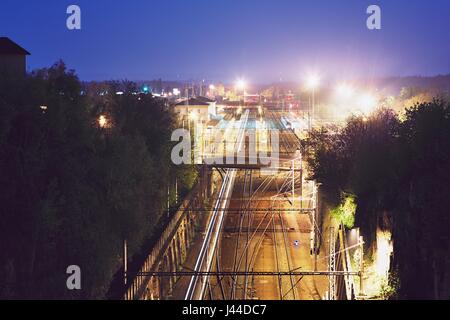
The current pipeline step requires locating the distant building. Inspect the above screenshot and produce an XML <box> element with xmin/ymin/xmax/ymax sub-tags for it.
<box><xmin>195</xmin><ymin>96</ymin><xmax>217</xmax><ymax>116</ymax></box>
<box><xmin>174</xmin><ymin>97</ymin><xmax>217</xmax><ymax>123</ymax></box>
<box><xmin>0</xmin><ymin>37</ymin><xmax>30</xmax><ymax>76</ymax></box>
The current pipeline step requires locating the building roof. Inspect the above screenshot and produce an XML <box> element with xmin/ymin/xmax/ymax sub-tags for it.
<box><xmin>196</xmin><ymin>96</ymin><xmax>216</xmax><ymax>103</ymax></box>
<box><xmin>219</xmin><ymin>100</ymin><xmax>260</xmax><ymax>107</ymax></box>
<box><xmin>175</xmin><ymin>98</ymin><xmax>210</xmax><ymax>106</ymax></box>
<box><xmin>0</xmin><ymin>37</ymin><xmax>30</xmax><ymax>55</ymax></box>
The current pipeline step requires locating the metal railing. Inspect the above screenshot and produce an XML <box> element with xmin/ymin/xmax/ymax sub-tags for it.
<box><xmin>124</xmin><ymin>183</ymin><xmax>201</xmax><ymax>300</ymax></box>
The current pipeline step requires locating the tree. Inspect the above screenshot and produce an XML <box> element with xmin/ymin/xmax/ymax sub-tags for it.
<box><xmin>0</xmin><ymin>61</ymin><xmax>198</xmax><ymax>299</ymax></box>
<box><xmin>304</xmin><ymin>100</ymin><xmax>450</xmax><ymax>299</ymax></box>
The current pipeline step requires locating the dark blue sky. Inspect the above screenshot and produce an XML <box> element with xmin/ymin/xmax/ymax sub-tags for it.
<box><xmin>1</xmin><ymin>0</ymin><xmax>450</xmax><ymax>82</ymax></box>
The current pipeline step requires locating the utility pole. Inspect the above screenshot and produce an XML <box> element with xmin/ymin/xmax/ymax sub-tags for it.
<box><xmin>311</xmin><ymin>181</ymin><xmax>318</xmax><ymax>271</ymax></box>
<box><xmin>175</xmin><ymin>178</ymin><xmax>178</xmax><ymax>204</ymax></box>
<box><xmin>123</xmin><ymin>239</ymin><xmax>128</xmax><ymax>287</ymax></box>
<box><xmin>298</xmin><ymin>149</ymin><xmax>303</xmax><ymax>210</ymax></box>
<box><xmin>308</xmin><ymin>95</ymin><xmax>312</xmax><ymax>131</ymax></box>
<box><xmin>167</xmin><ymin>185</ymin><xmax>170</xmax><ymax>218</ymax></box>
<box><xmin>292</xmin><ymin>160</ymin><xmax>295</xmax><ymax>207</ymax></box>
<box><xmin>315</xmin><ymin>183</ymin><xmax>319</xmax><ymax>271</ymax></box>
<box><xmin>312</xmin><ymin>86</ymin><xmax>315</xmax><ymax>124</ymax></box>
<box><xmin>329</xmin><ymin>227</ymin><xmax>336</xmax><ymax>300</ymax></box>
<box><xmin>188</xmin><ymin>115</ymin><xmax>191</xmax><ymax>133</ymax></box>
<box><xmin>359</xmin><ymin>235</ymin><xmax>365</xmax><ymax>299</ymax></box>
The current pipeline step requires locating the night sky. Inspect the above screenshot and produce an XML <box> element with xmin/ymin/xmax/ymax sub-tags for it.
<box><xmin>1</xmin><ymin>0</ymin><xmax>450</xmax><ymax>82</ymax></box>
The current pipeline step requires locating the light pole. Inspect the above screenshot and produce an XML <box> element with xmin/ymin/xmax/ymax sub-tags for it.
<box><xmin>306</xmin><ymin>75</ymin><xmax>320</xmax><ymax>130</ymax></box>
<box><xmin>189</xmin><ymin>111</ymin><xmax>198</xmax><ymax>163</ymax></box>
<box><xmin>311</xmin><ymin>86</ymin><xmax>315</xmax><ymax>130</ymax></box>
<box><xmin>123</xmin><ymin>239</ymin><xmax>128</xmax><ymax>287</ymax></box>
<box><xmin>235</xmin><ymin>78</ymin><xmax>247</xmax><ymax>102</ymax></box>
<box><xmin>359</xmin><ymin>93</ymin><xmax>377</xmax><ymax>116</ymax></box>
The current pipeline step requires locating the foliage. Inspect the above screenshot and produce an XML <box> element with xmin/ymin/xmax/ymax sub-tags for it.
<box><xmin>0</xmin><ymin>61</ymin><xmax>197</xmax><ymax>299</ymax></box>
<box><xmin>330</xmin><ymin>194</ymin><xmax>356</xmax><ymax>228</ymax></box>
<box><xmin>304</xmin><ymin>100</ymin><xmax>450</xmax><ymax>299</ymax></box>
<box><xmin>379</xmin><ymin>271</ymin><xmax>400</xmax><ymax>300</ymax></box>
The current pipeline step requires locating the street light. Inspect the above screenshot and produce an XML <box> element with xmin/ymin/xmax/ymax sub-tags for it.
<box><xmin>187</xmin><ymin>111</ymin><xmax>198</xmax><ymax>133</ymax></box>
<box><xmin>359</xmin><ymin>93</ymin><xmax>377</xmax><ymax>115</ymax></box>
<box><xmin>306</xmin><ymin>74</ymin><xmax>320</xmax><ymax>91</ymax></box>
<box><xmin>334</xmin><ymin>84</ymin><xmax>355</xmax><ymax>120</ymax></box>
<box><xmin>305</xmin><ymin>74</ymin><xmax>320</xmax><ymax>129</ymax></box>
<box><xmin>235</xmin><ymin>78</ymin><xmax>247</xmax><ymax>112</ymax></box>
<box><xmin>336</xmin><ymin>83</ymin><xmax>354</xmax><ymax>99</ymax></box>
<box><xmin>98</xmin><ymin>115</ymin><xmax>108</xmax><ymax>128</ymax></box>
<box><xmin>235</xmin><ymin>78</ymin><xmax>246</xmax><ymax>92</ymax></box>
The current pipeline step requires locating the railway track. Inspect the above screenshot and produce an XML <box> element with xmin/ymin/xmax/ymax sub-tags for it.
<box><xmin>184</xmin><ymin>110</ymin><xmax>249</xmax><ymax>300</ymax></box>
<box><xmin>187</xmin><ymin>109</ymin><xmax>305</xmax><ymax>300</ymax></box>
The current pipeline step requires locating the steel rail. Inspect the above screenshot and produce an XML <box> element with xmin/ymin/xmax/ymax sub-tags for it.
<box><xmin>185</xmin><ymin>110</ymin><xmax>249</xmax><ymax>300</ymax></box>
<box><xmin>136</xmin><ymin>271</ymin><xmax>360</xmax><ymax>276</ymax></box>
